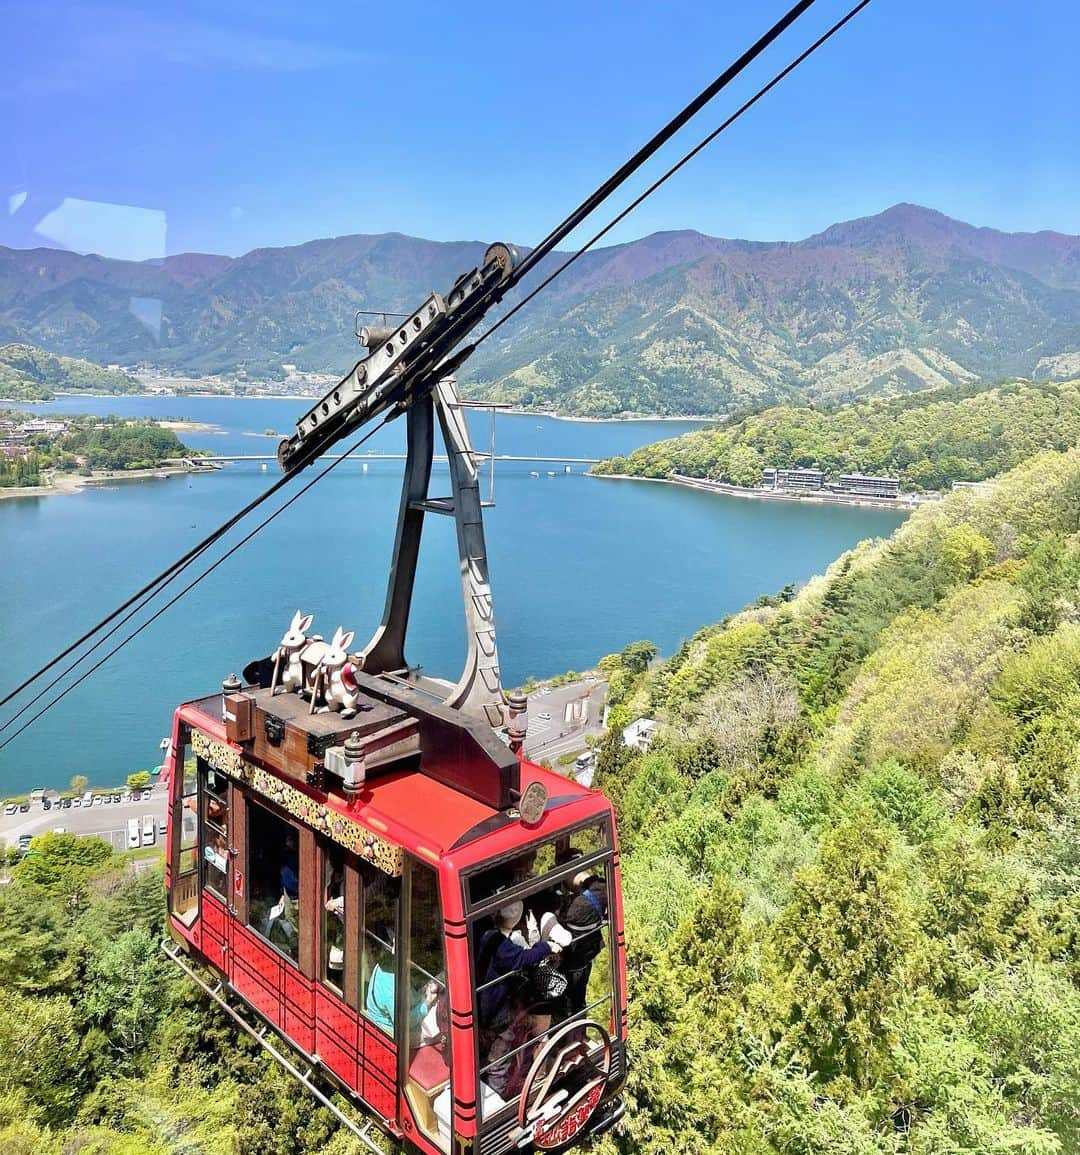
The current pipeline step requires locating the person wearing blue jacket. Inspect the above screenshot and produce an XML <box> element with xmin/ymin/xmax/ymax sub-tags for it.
<box><xmin>477</xmin><ymin>900</ymin><xmax>562</xmax><ymax>1030</ymax></box>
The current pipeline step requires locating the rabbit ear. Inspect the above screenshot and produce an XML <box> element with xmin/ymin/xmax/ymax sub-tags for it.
<box><xmin>331</xmin><ymin>627</ymin><xmax>344</xmax><ymax>648</ymax></box>
<box><xmin>300</xmin><ymin>613</ymin><xmax>314</xmax><ymax>632</ymax></box>
<box><xmin>340</xmin><ymin>630</ymin><xmax>355</xmax><ymax>650</ymax></box>
<box><xmin>290</xmin><ymin>610</ymin><xmax>303</xmax><ymax>631</ymax></box>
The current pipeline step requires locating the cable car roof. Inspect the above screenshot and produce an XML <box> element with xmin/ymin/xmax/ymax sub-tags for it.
<box><xmin>178</xmin><ymin>697</ymin><xmax>600</xmax><ymax>867</ymax></box>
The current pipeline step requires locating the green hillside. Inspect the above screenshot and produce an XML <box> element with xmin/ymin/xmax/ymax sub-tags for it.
<box><xmin>0</xmin><ymin>343</ymin><xmax>142</xmax><ymax>401</ymax></box>
<box><xmin>0</xmin><ymin>448</ymin><xmax>1076</xmax><ymax>1152</ymax></box>
<box><xmin>591</xmin><ymin>446</ymin><xmax>1080</xmax><ymax>1155</ymax></box>
<box><xmin>593</xmin><ymin>378</ymin><xmax>1080</xmax><ymax>490</ymax></box>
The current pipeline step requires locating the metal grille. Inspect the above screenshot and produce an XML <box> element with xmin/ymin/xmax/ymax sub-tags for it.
<box><xmin>478</xmin><ymin>1112</ymin><xmax>521</xmax><ymax>1155</ymax></box>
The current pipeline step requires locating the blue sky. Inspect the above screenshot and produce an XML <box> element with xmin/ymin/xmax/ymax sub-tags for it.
<box><xmin>3</xmin><ymin>0</ymin><xmax>1076</xmax><ymax>260</ymax></box>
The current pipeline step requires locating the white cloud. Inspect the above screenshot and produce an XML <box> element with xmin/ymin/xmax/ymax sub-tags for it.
<box><xmin>6</xmin><ymin>3</ymin><xmax>369</xmax><ymax>97</ymax></box>
<box><xmin>35</xmin><ymin>197</ymin><xmax>166</xmax><ymax>262</ymax></box>
<box><xmin>9</xmin><ymin>191</ymin><xmax>28</xmax><ymax>214</ymax></box>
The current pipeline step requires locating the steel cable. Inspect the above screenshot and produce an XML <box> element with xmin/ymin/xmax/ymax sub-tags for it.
<box><xmin>477</xmin><ymin>0</ymin><xmax>873</xmax><ymax>349</ymax></box>
<box><xmin>0</xmin><ymin>418</ymin><xmax>391</xmax><ymax>750</ymax></box>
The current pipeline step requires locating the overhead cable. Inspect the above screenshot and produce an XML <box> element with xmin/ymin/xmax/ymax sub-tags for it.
<box><xmin>0</xmin><ymin>418</ymin><xmax>391</xmax><ymax>750</ymax></box>
<box><xmin>478</xmin><ymin>0</ymin><xmax>873</xmax><ymax>349</ymax></box>
<box><xmin>511</xmin><ymin>0</ymin><xmax>821</xmax><ymax>281</ymax></box>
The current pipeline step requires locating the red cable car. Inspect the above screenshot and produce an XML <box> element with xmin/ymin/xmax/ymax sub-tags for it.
<box><xmin>162</xmin><ymin>362</ymin><xmax>628</xmax><ymax>1154</ymax></box>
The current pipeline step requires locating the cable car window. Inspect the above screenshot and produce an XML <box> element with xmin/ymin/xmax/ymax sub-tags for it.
<box><xmin>469</xmin><ymin>850</ymin><xmax>615</xmax><ymax>1120</ymax></box>
<box><xmin>467</xmin><ymin>820</ymin><xmax>610</xmax><ymax>908</ymax></box>
<box><xmin>168</xmin><ymin>736</ymin><xmax>198</xmax><ymax>925</ymax></box>
<box><xmin>405</xmin><ymin>860</ymin><xmax>450</xmax><ymax>1152</ymax></box>
<box><xmin>247</xmin><ymin>801</ymin><xmax>301</xmax><ymax>963</ymax></box>
<box><xmin>200</xmin><ymin>763</ymin><xmax>229</xmax><ymax>899</ymax></box>
<box><xmin>360</xmin><ymin>865</ymin><xmax>400</xmax><ymax>1035</ymax></box>
<box><xmin>321</xmin><ymin>841</ymin><xmax>346</xmax><ymax>995</ymax></box>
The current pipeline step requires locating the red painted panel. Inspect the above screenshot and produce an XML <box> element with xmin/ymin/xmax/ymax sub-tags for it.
<box><xmin>363</xmin><ymin>1063</ymin><xmax>397</xmax><ymax>1123</ymax></box>
<box><xmin>203</xmin><ymin>892</ymin><xmax>228</xmax><ymax>938</ymax></box>
<box><xmin>315</xmin><ymin>986</ymin><xmax>359</xmax><ymax>1089</ymax></box>
<box><xmin>360</xmin><ymin>1021</ymin><xmax>398</xmax><ymax>1123</ymax></box>
<box><xmin>231</xmin><ymin>925</ymin><xmax>282</xmax><ymax>1028</ymax></box>
<box><xmin>363</xmin><ymin>1022</ymin><xmax>396</xmax><ymax>1077</ymax></box>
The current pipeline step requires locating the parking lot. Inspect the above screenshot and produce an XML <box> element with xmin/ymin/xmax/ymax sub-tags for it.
<box><xmin>0</xmin><ymin>787</ymin><xmax>169</xmax><ymax>853</ymax></box>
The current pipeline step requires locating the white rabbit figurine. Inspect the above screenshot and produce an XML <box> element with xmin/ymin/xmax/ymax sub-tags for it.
<box><xmin>273</xmin><ymin>610</ymin><xmax>314</xmax><ymax>694</ymax></box>
<box><xmin>321</xmin><ymin>627</ymin><xmax>361</xmax><ymax>717</ymax></box>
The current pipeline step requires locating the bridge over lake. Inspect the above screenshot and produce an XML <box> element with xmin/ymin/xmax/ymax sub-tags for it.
<box><xmin>173</xmin><ymin>453</ymin><xmax>602</xmax><ymax>465</ymax></box>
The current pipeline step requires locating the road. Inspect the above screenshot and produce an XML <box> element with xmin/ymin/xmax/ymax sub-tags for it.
<box><xmin>0</xmin><ymin>789</ymin><xmax>168</xmax><ymax>853</ymax></box>
<box><xmin>523</xmin><ymin>677</ymin><xmax>607</xmax><ymax>764</ymax></box>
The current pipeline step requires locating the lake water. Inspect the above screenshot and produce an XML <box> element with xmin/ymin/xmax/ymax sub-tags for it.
<box><xmin>0</xmin><ymin>396</ymin><xmax>907</xmax><ymax>791</ymax></box>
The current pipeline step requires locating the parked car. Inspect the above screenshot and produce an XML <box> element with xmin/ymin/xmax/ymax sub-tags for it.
<box><xmin>126</xmin><ymin>818</ymin><xmax>141</xmax><ymax>849</ymax></box>
<box><xmin>111</xmin><ymin>792</ymin><xmax>122</xmax><ymax>804</ymax></box>
<box><xmin>52</xmin><ymin>827</ymin><xmax>66</xmax><ymax>835</ymax></box>
<box><xmin>17</xmin><ymin>834</ymin><xmax>32</xmax><ymax>852</ymax></box>
<box><xmin>4</xmin><ymin>803</ymin><xmax>16</xmax><ymax>815</ymax></box>
<box><xmin>61</xmin><ymin>797</ymin><xmax>72</xmax><ymax>809</ymax></box>
<box><xmin>102</xmin><ymin>795</ymin><xmax>112</xmax><ymax>805</ymax></box>
<box><xmin>141</xmin><ymin>815</ymin><xmax>155</xmax><ymax>846</ymax></box>
<box><xmin>72</xmin><ymin>798</ymin><xmax>81</xmax><ymax>808</ymax></box>
<box><xmin>537</xmin><ymin>711</ymin><xmax>552</xmax><ymax>721</ymax></box>
<box><xmin>18</xmin><ymin>802</ymin><xmax>29</xmax><ymax>813</ymax></box>
<box><xmin>42</xmin><ymin>799</ymin><xmax>52</xmax><ymax>811</ymax></box>
<box><xmin>158</xmin><ymin>818</ymin><xmax>167</xmax><ymax>835</ymax></box>
<box><xmin>82</xmin><ymin>791</ymin><xmax>94</xmax><ymax>807</ymax></box>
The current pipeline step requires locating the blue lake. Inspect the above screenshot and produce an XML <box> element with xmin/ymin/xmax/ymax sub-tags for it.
<box><xmin>0</xmin><ymin>397</ymin><xmax>907</xmax><ymax>791</ymax></box>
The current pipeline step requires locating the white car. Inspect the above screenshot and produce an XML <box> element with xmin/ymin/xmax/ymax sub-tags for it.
<box><xmin>3</xmin><ymin>803</ymin><xmax>16</xmax><ymax>816</ymax></box>
<box><xmin>141</xmin><ymin>815</ymin><xmax>155</xmax><ymax>846</ymax></box>
<box><xmin>126</xmin><ymin>818</ymin><xmax>141</xmax><ymax>849</ymax></box>
<box><xmin>537</xmin><ymin>711</ymin><xmax>552</xmax><ymax>721</ymax></box>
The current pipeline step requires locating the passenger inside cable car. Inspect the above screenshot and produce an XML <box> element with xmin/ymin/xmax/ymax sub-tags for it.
<box><xmin>467</xmin><ymin>824</ymin><xmax>614</xmax><ymax>1121</ymax></box>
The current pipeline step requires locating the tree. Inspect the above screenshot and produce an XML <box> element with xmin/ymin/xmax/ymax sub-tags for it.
<box><xmin>620</xmin><ymin>640</ymin><xmax>658</xmax><ymax>675</ymax></box>
<box><xmin>126</xmin><ymin>771</ymin><xmax>151</xmax><ymax>790</ymax></box>
<box><xmin>774</xmin><ymin>806</ymin><xmax>923</xmax><ymax>1087</ymax></box>
<box><xmin>941</xmin><ymin>525</ymin><xmax>994</xmax><ymax>583</ymax></box>
<box><xmin>69</xmin><ymin>774</ymin><xmax>89</xmax><ymax>796</ymax></box>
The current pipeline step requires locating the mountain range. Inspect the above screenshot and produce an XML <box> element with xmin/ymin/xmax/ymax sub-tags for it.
<box><xmin>1</xmin><ymin>204</ymin><xmax>1078</xmax><ymax>416</ymax></box>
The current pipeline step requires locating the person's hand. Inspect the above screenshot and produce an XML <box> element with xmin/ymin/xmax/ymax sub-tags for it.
<box><xmin>525</xmin><ymin>910</ymin><xmax>539</xmax><ymax>944</ymax></box>
<box><xmin>548</xmin><ymin>940</ymin><xmax>562</xmax><ymax>954</ymax></box>
<box><xmin>424</xmin><ymin>980</ymin><xmax>440</xmax><ymax>1003</ymax></box>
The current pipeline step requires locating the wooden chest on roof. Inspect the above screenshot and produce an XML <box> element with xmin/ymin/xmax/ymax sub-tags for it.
<box><xmin>239</xmin><ymin>686</ymin><xmax>419</xmax><ymax>786</ymax></box>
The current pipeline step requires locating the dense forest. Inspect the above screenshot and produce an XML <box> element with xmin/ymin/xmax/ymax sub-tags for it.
<box><xmin>0</xmin><ymin>344</ymin><xmax>142</xmax><ymax>402</ymax></box>
<box><xmin>0</xmin><ymin>412</ymin><xmax>194</xmax><ymax>487</ymax></box>
<box><xmin>592</xmin><ymin>379</ymin><xmax>1080</xmax><ymax>491</ymax></box>
<box><xmin>591</xmin><ymin>445</ymin><xmax>1079</xmax><ymax>1154</ymax></box>
<box><xmin>0</xmin><ymin>449</ymin><xmax>1076</xmax><ymax>1153</ymax></box>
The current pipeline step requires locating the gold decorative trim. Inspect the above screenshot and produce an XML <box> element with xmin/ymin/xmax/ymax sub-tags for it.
<box><xmin>191</xmin><ymin>729</ymin><xmax>403</xmax><ymax>877</ymax></box>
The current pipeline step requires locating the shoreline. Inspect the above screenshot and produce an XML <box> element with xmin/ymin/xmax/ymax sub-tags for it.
<box><xmin>19</xmin><ymin>391</ymin><xmax>722</xmax><ymax>423</ymax></box>
<box><xmin>0</xmin><ymin>463</ymin><xmax>211</xmax><ymax>502</ymax></box>
<box><xmin>591</xmin><ymin>470</ymin><xmax>931</xmax><ymax>511</ymax></box>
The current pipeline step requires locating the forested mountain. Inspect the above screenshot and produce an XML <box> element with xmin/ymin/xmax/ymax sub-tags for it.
<box><xmin>2</xmin><ymin>205</ymin><xmax>1078</xmax><ymax>414</ymax></box>
<box><xmin>0</xmin><ymin>343</ymin><xmax>141</xmax><ymax>401</ymax></box>
<box><xmin>591</xmin><ymin>445</ymin><xmax>1080</xmax><ymax>1154</ymax></box>
<box><xmin>593</xmin><ymin>378</ymin><xmax>1080</xmax><ymax>490</ymax></box>
<box><xmin>1</xmin><ymin>448</ymin><xmax>1076</xmax><ymax>1153</ymax></box>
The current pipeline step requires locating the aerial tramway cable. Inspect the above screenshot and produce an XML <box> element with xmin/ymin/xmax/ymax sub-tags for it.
<box><xmin>0</xmin><ymin>418</ymin><xmax>392</xmax><ymax>752</ymax></box>
<box><xmin>0</xmin><ymin>0</ymin><xmax>874</xmax><ymax>739</ymax></box>
<box><xmin>509</xmin><ymin>0</ymin><xmax>820</xmax><ymax>281</ymax></box>
<box><xmin>474</xmin><ymin>0</ymin><xmax>873</xmax><ymax>351</ymax></box>
<box><xmin>0</xmin><ymin>469</ymin><xmax>298</xmax><ymax>712</ymax></box>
